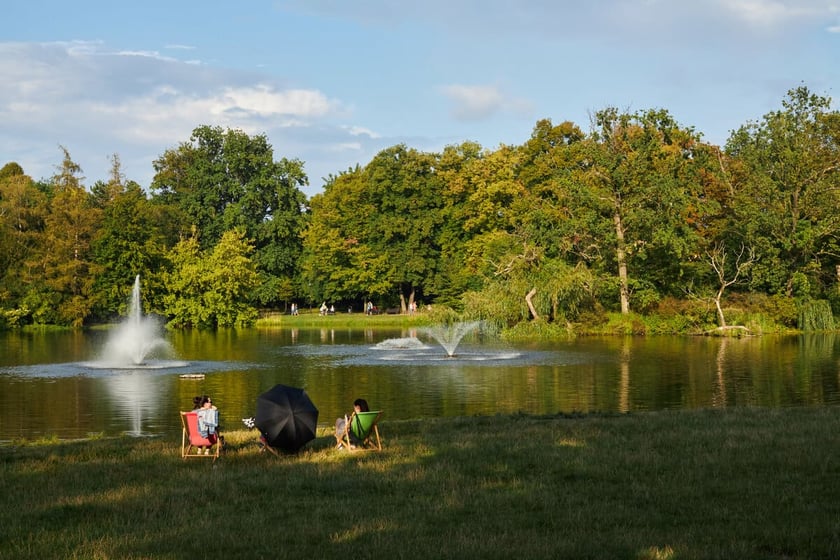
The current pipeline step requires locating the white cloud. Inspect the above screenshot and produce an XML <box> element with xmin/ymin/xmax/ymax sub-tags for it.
<box><xmin>221</xmin><ymin>85</ymin><xmax>338</xmax><ymax>118</ymax></box>
<box><xmin>720</xmin><ymin>0</ymin><xmax>840</xmax><ymax>28</ymax></box>
<box><xmin>0</xmin><ymin>40</ymin><xmax>374</xmax><ymax>194</ymax></box>
<box><xmin>343</xmin><ymin>125</ymin><xmax>381</xmax><ymax>138</ymax></box>
<box><xmin>440</xmin><ymin>84</ymin><xmax>532</xmax><ymax>122</ymax></box>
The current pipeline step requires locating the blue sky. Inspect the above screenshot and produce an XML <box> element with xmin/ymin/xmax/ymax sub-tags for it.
<box><xmin>2</xmin><ymin>1</ymin><xmax>838</xmax><ymax>196</ymax></box>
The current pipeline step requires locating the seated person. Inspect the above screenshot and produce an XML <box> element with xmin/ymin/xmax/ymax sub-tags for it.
<box><xmin>194</xmin><ymin>395</ymin><xmax>221</xmax><ymax>454</ymax></box>
<box><xmin>334</xmin><ymin>398</ymin><xmax>370</xmax><ymax>448</ymax></box>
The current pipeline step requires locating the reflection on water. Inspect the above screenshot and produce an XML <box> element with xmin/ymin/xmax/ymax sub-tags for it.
<box><xmin>104</xmin><ymin>372</ymin><xmax>162</xmax><ymax>436</ymax></box>
<box><xmin>1</xmin><ymin>329</ymin><xmax>840</xmax><ymax>442</ymax></box>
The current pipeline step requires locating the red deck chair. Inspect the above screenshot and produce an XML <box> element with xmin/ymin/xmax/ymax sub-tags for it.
<box><xmin>180</xmin><ymin>411</ymin><xmax>221</xmax><ymax>461</ymax></box>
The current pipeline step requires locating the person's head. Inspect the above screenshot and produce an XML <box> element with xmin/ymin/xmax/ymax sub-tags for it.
<box><xmin>199</xmin><ymin>395</ymin><xmax>213</xmax><ymax>408</ymax></box>
<box><xmin>192</xmin><ymin>396</ymin><xmax>203</xmax><ymax>409</ymax></box>
<box><xmin>353</xmin><ymin>398</ymin><xmax>369</xmax><ymax>412</ymax></box>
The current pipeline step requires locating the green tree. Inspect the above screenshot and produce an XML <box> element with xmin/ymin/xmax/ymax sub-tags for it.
<box><xmin>163</xmin><ymin>229</ymin><xmax>259</xmax><ymax>328</ymax></box>
<box><xmin>302</xmin><ymin>167</ymin><xmax>391</xmax><ymax>305</ymax></box>
<box><xmin>0</xmin><ymin>163</ymin><xmax>47</xmax><ymax>325</ymax></box>
<box><xmin>151</xmin><ymin>125</ymin><xmax>308</xmax><ymax>307</ymax></box>
<box><xmin>91</xmin><ymin>154</ymin><xmax>168</xmax><ymax>319</ymax></box>
<box><xmin>364</xmin><ymin>145</ymin><xmax>444</xmax><ymax>311</ymax></box>
<box><xmin>579</xmin><ymin>108</ymin><xmax>713</xmax><ymax>313</ymax></box>
<box><xmin>24</xmin><ymin>148</ymin><xmax>101</xmax><ymax>326</ymax></box>
<box><xmin>301</xmin><ymin>145</ymin><xmax>443</xmax><ymax>311</ymax></box>
<box><xmin>431</xmin><ymin>141</ymin><xmax>491</xmax><ymax>306</ymax></box>
<box><xmin>725</xmin><ymin>86</ymin><xmax>840</xmax><ymax>298</ymax></box>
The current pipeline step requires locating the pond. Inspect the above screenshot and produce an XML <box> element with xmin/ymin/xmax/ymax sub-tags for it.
<box><xmin>2</xmin><ymin>326</ymin><xmax>840</xmax><ymax>443</ymax></box>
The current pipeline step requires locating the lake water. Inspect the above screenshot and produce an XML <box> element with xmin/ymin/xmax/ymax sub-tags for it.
<box><xmin>2</xmin><ymin>327</ymin><xmax>839</xmax><ymax>442</ymax></box>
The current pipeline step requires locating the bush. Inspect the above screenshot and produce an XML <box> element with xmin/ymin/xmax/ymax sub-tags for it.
<box><xmin>798</xmin><ymin>299</ymin><xmax>836</xmax><ymax>331</ymax></box>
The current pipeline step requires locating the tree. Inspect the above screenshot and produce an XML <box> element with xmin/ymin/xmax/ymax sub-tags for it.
<box><xmin>707</xmin><ymin>242</ymin><xmax>756</xmax><ymax>329</ymax></box>
<box><xmin>91</xmin><ymin>154</ymin><xmax>168</xmax><ymax>319</ymax></box>
<box><xmin>364</xmin><ymin>145</ymin><xmax>445</xmax><ymax>311</ymax></box>
<box><xmin>301</xmin><ymin>145</ymin><xmax>444</xmax><ymax>310</ymax></box>
<box><xmin>25</xmin><ymin>148</ymin><xmax>101</xmax><ymax>326</ymax></box>
<box><xmin>431</xmin><ymin>141</ymin><xmax>491</xmax><ymax>306</ymax></box>
<box><xmin>301</xmin><ymin>167</ymin><xmax>392</xmax><ymax>305</ymax></box>
<box><xmin>0</xmin><ymin>163</ymin><xmax>47</xmax><ymax>324</ymax></box>
<box><xmin>163</xmin><ymin>229</ymin><xmax>259</xmax><ymax>328</ymax></box>
<box><xmin>151</xmin><ymin>125</ymin><xmax>308</xmax><ymax>307</ymax></box>
<box><xmin>725</xmin><ymin>86</ymin><xmax>840</xmax><ymax>298</ymax></box>
<box><xmin>579</xmin><ymin>108</ymin><xmax>713</xmax><ymax>313</ymax></box>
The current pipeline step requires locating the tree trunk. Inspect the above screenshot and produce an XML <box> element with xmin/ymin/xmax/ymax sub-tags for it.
<box><xmin>613</xmin><ymin>211</ymin><xmax>630</xmax><ymax>314</ymax></box>
<box><xmin>714</xmin><ymin>286</ymin><xmax>727</xmax><ymax>328</ymax></box>
<box><xmin>525</xmin><ymin>287</ymin><xmax>539</xmax><ymax>320</ymax></box>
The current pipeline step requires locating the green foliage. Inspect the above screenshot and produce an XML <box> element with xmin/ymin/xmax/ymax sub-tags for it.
<box><xmin>163</xmin><ymin>229</ymin><xmax>259</xmax><ymax>328</ymax></box>
<box><xmin>4</xmin><ymin>86</ymin><xmax>840</xmax><ymax>333</ymax></box>
<box><xmin>502</xmin><ymin>319</ymin><xmax>575</xmax><ymax>340</ymax></box>
<box><xmin>726</xmin><ymin>86</ymin><xmax>840</xmax><ymax>297</ymax></box>
<box><xmin>301</xmin><ymin>145</ymin><xmax>444</xmax><ymax>306</ymax></box>
<box><xmin>22</xmin><ymin>147</ymin><xmax>101</xmax><ymax>326</ymax></box>
<box><xmin>91</xmin><ymin>157</ymin><xmax>168</xmax><ymax>320</ymax></box>
<box><xmin>798</xmin><ymin>299</ymin><xmax>836</xmax><ymax>331</ymax></box>
<box><xmin>151</xmin><ymin>126</ymin><xmax>308</xmax><ymax>307</ymax></box>
<box><xmin>0</xmin><ymin>168</ymin><xmax>46</xmax><ymax>312</ymax></box>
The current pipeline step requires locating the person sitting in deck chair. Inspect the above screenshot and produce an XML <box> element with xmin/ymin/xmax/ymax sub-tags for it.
<box><xmin>194</xmin><ymin>395</ymin><xmax>221</xmax><ymax>453</ymax></box>
<box><xmin>334</xmin><ymin>398</ymin><xmax>369</xmax><ymax>449</ymax></box>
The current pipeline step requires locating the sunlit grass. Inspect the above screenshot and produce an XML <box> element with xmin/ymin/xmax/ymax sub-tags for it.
<box><xmin>3</xmin><ymin>409</ymin><xmax>840</xmax><ymax>559</ymax></box>
<box><xmin>255</xmin><ymin>311</ymin><xmax>434</xmax><ymax>329</ymax></box>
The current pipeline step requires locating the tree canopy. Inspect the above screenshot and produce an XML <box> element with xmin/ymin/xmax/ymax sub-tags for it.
<box><xmin>3</xmin><ymin>86</ymin><xmax>840</xmax><ymax>333</ymax></box>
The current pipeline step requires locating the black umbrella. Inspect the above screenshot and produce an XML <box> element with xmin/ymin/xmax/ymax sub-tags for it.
<box><xmin>255</xmin><ymin>384</ymin><xmax>319</xmax><ymax>453</ymax></box>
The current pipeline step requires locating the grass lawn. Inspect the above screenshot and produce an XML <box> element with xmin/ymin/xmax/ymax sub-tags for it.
<box><xmin>2</xmin><ymin>408</ymin><xmax>840</xmax><ymax>559</ymax></box>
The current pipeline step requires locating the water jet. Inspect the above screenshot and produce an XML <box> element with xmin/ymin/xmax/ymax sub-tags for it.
<box><xmin>95</xmin><ymin>275</ymin><xmax>179</xmax><ymax>368</ymax></box>
<box><xmin>422</xmin><ymin>321</ymin><xmax>483</xmax><ymax>357</ymax></box>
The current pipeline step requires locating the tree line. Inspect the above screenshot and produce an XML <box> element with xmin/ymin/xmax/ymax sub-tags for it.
<box><xmin>2</xmin><ymin>86</ymin><xmax>839</xmax><ymax>332</ymax></box>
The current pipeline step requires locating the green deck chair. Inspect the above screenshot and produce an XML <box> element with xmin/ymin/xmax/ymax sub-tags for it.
<box><xmin>339</xmin><ymin>410</ymin><xmax>383</xmax><ymax>451</ymax></box>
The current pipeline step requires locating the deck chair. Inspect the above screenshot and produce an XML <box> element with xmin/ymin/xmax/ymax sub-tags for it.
<box><xmin>258</xmin><ymin>433</ymin><xmax>280</xmax><ymax>457</ymax></box>
<box><xmin>338</xmin><ymin>410</ymin><xmax>383</xmax><ymax>451</ymax></box>
<box><xmin>180</xmin><ymin>411</ymin><xmax>221</xmax><ymax>461</ymax></box>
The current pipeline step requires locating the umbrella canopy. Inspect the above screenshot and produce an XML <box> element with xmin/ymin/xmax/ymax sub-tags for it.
<box><xmin>255</xmin><ymin>384</ymin><xmax>319</xmax><ymax>453</ymax></box>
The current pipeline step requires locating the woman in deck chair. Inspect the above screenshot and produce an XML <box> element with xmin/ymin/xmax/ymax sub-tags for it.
<box><xmin>334</xmin><ymin>398</ymin><xmax>369</xmax><ymax>448</ymax></box>
<box><xmin>194</xmin><ymin>395</ymin><xmax>221</xmax><ymax>454</ymax></box>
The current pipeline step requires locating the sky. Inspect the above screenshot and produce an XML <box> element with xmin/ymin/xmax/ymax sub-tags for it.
<box><xmin>2</xmin><ymin>1</ymin><xmax>839</xmax><ymax>197</ymax></box>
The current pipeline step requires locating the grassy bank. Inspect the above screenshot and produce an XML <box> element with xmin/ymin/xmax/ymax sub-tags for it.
<box><xmin>3</xmin><ymin>408</ymin><xmax>840</xmax><ymax>559</ymax></box>
<box><xmin>255</xmin><ymin>310</ymin><xmax>434</xmax><ymax>329</ymax></box>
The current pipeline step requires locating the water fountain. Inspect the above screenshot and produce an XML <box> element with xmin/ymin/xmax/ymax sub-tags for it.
<box><xmin>96</xmin><ymin>275</ymin><xmax>177</xmax><ymax>368</ymax></box>
<box><xmin>362</xmin><ymin>320</ymin><xmax>523</xmax><ymax>365</ymax></box>
<box><xmin>422</xmin><ymin>320</ymin><xmax>483</xmax><ymax>357</ymax></box>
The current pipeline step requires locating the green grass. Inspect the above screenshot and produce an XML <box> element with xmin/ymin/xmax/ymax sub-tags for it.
<box><xmin>255</xmin><ymin>310</ymin><xmax>434</xmax><ymax>329</ymax></box>
<box><xmin>3</xmin><ymin>408</ymin><xmax>840</xmax><ymax>559</ymax></box>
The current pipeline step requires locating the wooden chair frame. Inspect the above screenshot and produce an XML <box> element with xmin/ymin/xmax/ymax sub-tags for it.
<box><xmin>258</xmin><ymin>433</ymin><xmax>280</xmax><ymax>456</ymax></box>
<box><xmin>180</xmin><ymin>411</ymin><xmax>221</xmax><ymax>461</ymax></box>
<box><xmin>337</xmin><ymin>410</ymin><xmax>383</xmax><ymax>451</ymax></box>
